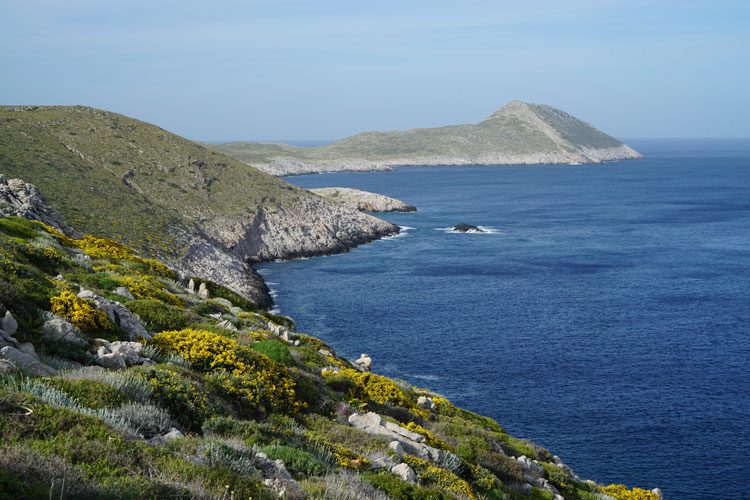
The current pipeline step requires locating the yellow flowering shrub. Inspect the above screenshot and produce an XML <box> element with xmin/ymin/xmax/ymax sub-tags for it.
<box><xmin>405</xmin><ymin>422</ymin><xmax>448</xmax><ymax>449</ymax></box>
<box><xmin>136</xmin><ymin>365</ymin><xmax>213</xmax><ymax>431</ymax></box>
<box><xmin>77</xmin><ymin>235</ymin><xmax>134</xmax><ymax>259</ymax></box>
<box><xmin>50</xmin><ymin>290</ymin><xmax>113</xmax><ymax>333</ymax></box>
<box><xmin>114</xmin><ymin>274</ymin><xmax>182</xmax><ymax>306</ymax></box>
<box><xmin>327</xmin><ymin>368</ymin><xmax>412</xmax><ymax>407</ymax></box>
<box><xmin>404</xmin><ymin>455</ymin><xmax>476</xmax><ymax>499</ymax></box>
<box><xmin>601</xmin><ymin>484</ymin><xmax>659</xmax><ymax>500</ymax></box>
<box><xmin>305</xmin><ymin>432</ymin><xmax>370</xmax><ymax>470</ymax></box>
<box><xmin>148</xmin><ymin>329</ymin><xmax>303</xmax><ymax>416</ymax></box>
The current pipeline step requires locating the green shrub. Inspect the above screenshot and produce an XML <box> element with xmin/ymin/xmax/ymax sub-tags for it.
<box><xmin>362</xmin><ymin>472</ymin><xmax>450</xmax><ymax>500</ymax></box>
<box><xmin>125</xmin><ymin>299</ymin><xmax>194</xmax><ymax>332</ymax></box>
<box><xmin>191</xmin><ymin>301</ymin><xmax>226</xmax><ymax>316</ymax></box>
<box><xmin>251</xmin><ymin>339</ymin><xmax>294</xmax><ymax>365</ymax></box>
<box><xmin>134</xmin><ymin>365</ymin><xmax>216</xmax><ymax>431</ymax></box>
<box><xmin>259</xmin><ymin>445</ymin><xmax>328</xmax><ymax>477</ymax></box>
<box><xmin>41</xmin><ymin>378</ymin><xmax>128</xmax><ymax>409</ymax></box>
<box><xmin>0</xmin><ymin>217</ymin><xmax>43</xmax><ymax>240</ymax></box>
<box><xmin>292</xmin><ymin>374</ymin><xmax>322</xmax><ymax>409</ymax></box>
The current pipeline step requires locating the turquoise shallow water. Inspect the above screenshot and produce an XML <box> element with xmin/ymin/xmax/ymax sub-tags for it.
<box><xmin>260</xmin><ymin>140</ymin><xmax>750</xmax><ymax>498</ymax></box>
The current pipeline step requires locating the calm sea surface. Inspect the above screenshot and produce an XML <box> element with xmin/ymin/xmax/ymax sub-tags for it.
<box><xmin>260</xmin><ymin>140</ymin><xmax>750</xmax><ymax>499</ymax></box>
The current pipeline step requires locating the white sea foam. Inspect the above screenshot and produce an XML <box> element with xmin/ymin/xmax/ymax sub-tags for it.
<box><xmin>381</xmin><ymin>225</ymin><xmax>415</xmax><ymax>240</ymax></box>
<box><xmin>434</xmin><ymin>225</ymin><xmax>501</xmax><ymax>235</ymax></box>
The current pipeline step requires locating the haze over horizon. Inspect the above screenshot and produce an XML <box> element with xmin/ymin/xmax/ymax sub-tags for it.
<box><xmin>2</xmin><ymin>0</ymin><xmax>748</xmax><ymax>142</ymax></box>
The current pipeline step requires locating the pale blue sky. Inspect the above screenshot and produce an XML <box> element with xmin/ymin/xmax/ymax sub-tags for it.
<box><xmin>2</xmin><ymin>1</ymin><xmax>748</xmax><ymax>141</ymax></box>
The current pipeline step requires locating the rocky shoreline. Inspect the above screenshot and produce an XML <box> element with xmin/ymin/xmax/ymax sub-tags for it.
<box><xmin>310</xmin><ymin>187</ymin><xmax>416</xmax><ymax>213</ymax></box>
<box><xmin>260</xmin><ymin>146</ymin><xmax>641</xmax><ymax>177</ymax></box>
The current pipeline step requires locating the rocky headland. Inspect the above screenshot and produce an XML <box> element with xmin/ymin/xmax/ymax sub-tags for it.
<box><xmin>212</xmin><ymin>100</ymin><xmax>642</xmax><ymax>176</ymax></box>
<box><xmin>310</xmin><ymin>187</ymin><xmax>416</xmax><ymax>213</ymax></box>
<box><xmin>0</xmin><ymin>106</ymin><xmax>400</xmax><ymax>308</ymax></box>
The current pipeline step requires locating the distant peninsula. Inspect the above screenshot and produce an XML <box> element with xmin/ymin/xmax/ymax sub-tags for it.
<box><xmin>212</xmin><ymin>100</ymin><xmax>642</xmax><ymax>176</ymax></box>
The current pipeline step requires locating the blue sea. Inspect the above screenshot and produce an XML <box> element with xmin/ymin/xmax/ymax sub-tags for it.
<box><xmin>260</xmin><ymin>140</ymin><xmax>750</xmax><ymax>499</ymax></box>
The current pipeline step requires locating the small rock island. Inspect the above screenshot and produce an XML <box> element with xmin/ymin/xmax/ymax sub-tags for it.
<box><xmin>452</xmin><ymin>223</ymin><xmax>485</xmax><ymax>233</ymax></box>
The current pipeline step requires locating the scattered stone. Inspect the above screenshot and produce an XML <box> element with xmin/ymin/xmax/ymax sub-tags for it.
<box><xmin>187</xmin><ymin>278</ymin><xmax>196</xmax><ymax>294</ymax></box>
<box><xmin>0</xmin><ymin>358</ymin><xmax>18</xmax><ymax>374</ymax></box>
<box><xmin>348</xmin><ymin>412</ymin><xmax>446</xmax><ymax>462</ymax></box>
<box><xmin>1</xmin><ymin>311</ymin><xmax>18</xmax><ymax>336</ymax></box>
<box><xmin>254</xmin><ymin>453</ymin><xmax>305</xmax><ymax>499</ymax></box>
<box><xmin>389</xmin><ymin>440</ymin><xmax>405</xmax><ymax>458</ymax></box>
<box><xmin>113</xmin><ymin>286</ymin><xmax>135</xmax><ymax>300</ymax></box>
<box><xmin>41</xmin><ymin>314</ymin><xmax>88</xmax><ymax>347</ymax></box>
<box><xmin>77</xmin><ymin>288</ymin><xmax>150</xmax><ymax>340</ymax></box>
<box><xmin>319</xmin><ymin>349</ymin><xmax>332</xmax><ymax>357</ymax></box>
<box><xmin>517</xmin><ymin>455</ymin><xmax>545</xmax><ymax>479</ymax></box>
<box><xmin>148</xmin><ymin>428</ymin><xmax>184</xmax><ymax>446</ymax></box>
<box><xmin>520</xmin><ymin>483</ymin><xmax>533</xmax><ymax>495</ymax></box>
<box><xmin>391</xmin><ymin>463</ymin><xmax>417</xmax><ymax>484</ymax></box>
<box><xmin>416</xmin><ymin>396</ymin><xmax>435</xmax><ymax>410</ymax></box>
<box><xmin>353</xmin><ymin>353</ymin><xmax>372</xmax><ymax>372</ymax></box>
<box><xmin>93</xmin><ymin>340</ymin><xmax>152</xmax><ymax>369</ymax></box>
<box><xmin>652</xmin><ymin>488</ymin><xmax>663</xmax><ymax>498</ymax></box>
<box><xmin>217</xmin><ymin>319</ymin><xmax>238</xmax><ymax>332</ymax></box>
<box><xmin>197</xmin><ymin>282</ymin><xmax>209</xmax><ymax>299</ymax></box>
<box><xmin>96</xmin><ymin>352</ymin><xmax>127</xmax><ymax>370</ymax></box>
<box><xmin>0</xmin><ymin>345</ymin><xmax>56</xmax><ymax>376</ymax></box>
<box><xmin>229</xmin><ymin>306</ymin><xmax>244</xmax><ymax>317</ymax></box>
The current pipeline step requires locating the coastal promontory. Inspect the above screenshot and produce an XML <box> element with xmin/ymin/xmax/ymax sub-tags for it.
<box><xmin>212</xmin><ymin>100</ymin><xmax>642</xmax><ymax>176</ymax></box>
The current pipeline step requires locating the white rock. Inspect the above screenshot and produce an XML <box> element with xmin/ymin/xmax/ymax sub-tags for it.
<box><xmin>389</xmin><ymin>441</ymin><xmax>405</xmax><ymax>458</ymax></box>
<box><xmin>217</xmin><ymin>319</ymin><xmax>238</xmax><ymax>332</ymax></box>
<box><xmin>148</xmin><ymin>427</ymin><xmax>184</xmax><ymax>446</ymax></box>
<box><xmin>353</xmin><ymin>353</ymin><xmax>372</xmax><ymax>372</ymax></box>
<box><xmin>42</xmin><ymin>315</ymin><xmax>88</xmax><ymax>347</ymax></box>
<box><xmin>1</xmin><ymin>311</ymin><xmax>18</xmax><ymax>336</ymax></box>
<box><xmin>391</xmin><ymin>463</ymin><xmax>417</xmax><ymax>483</ymax></box>
<box><xmin>416</xmin><ymin>396</ymin><xmax>435</xmax><ymax>410</ymax></box>
<box><xmin>349</xmin><ymin>412</ymin><xmax>445</xmax><ymax>462</ymax></box>
<box><xmin>0</xmin><ymin>358</ymin><xmax>17</xmax><ymax>374</ymax></box>
<box><xmin>187</xmin><ymin>278</ymin><xmax>196</xmax><ymax>294</ymax></box>
<box><xmin>113</xmin><ymin>286</ymin><xmax>135</xmax><ymax>300</ymax></box>
<box><xmin>95</xmin><ymin>353</ymin><xmax>127</xmax><ymax>370</ymax></box>
<box><xmin>197</xmin><ymin>282</ymin><xmax>209</xmax><ymax>299</ymax></box>
<box><xmin>0</xmin><ymin>346</ymin><xmax>55</xmax><ymax>376</ymax></box>
<box><xmin>652</xmin><ymin>488</ymin><xmax>662</xmax><ymax>498</ymax></box>
<box><xmin>77</xmin><ymin>288</ymin><xmax>149</xmax><ymax>340</ymax></box>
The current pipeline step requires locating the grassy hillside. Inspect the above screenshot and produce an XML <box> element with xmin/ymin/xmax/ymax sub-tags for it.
<box><xmin>0</xmin><ymin>105</ymin><xmax>300</xmax><ymax>258</ymax></box>
<box><xmin>212</xmin><ymin>101</ymin><xmax>641</xmax><ymax>176</ymax></box>
<box><xmin>0</xmin><ymin>215</ymin><xmax>657</xmax><ymax>499</ymax></box>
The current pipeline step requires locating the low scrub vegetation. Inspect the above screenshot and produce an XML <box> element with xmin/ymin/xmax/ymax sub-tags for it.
<box><xmin>0</xmin><ymin>216</ymin><xmax>655</xmax><ymax>498</ymax></box>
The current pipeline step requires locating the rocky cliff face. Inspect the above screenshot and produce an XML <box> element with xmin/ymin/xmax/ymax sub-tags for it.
<box><xmin>310</xmin><ymin>187</ymin><xmax>416</xmax><ymax>213</ymax></box>
<box><xmin>213</xmin><ymin>100</ymin><xmax>642</xmax><ymax>176</ymax></box>
<box><xmin>0</xmin><ymin>176</ymin><xmax>78</xmax><ymax>237</ymax></box>
<box><xmin>209</xmin><ymin>195</ymin><xmax>399</xmax><ymax>263</ymax></box>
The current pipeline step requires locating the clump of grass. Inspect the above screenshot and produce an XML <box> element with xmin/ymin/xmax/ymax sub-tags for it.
<box><xmin>60</xmin><ymin>366</ymin><xmax>153</xmax><ymax>402</ymax></box>
<box><xmin>116</xmin><ymin>401</ymin><xmax>172</xmax><ymax>438</ymax></box>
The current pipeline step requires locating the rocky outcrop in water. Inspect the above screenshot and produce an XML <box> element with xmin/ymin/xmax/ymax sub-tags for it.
<box><xmin>310</xmin><ymin>187</ymin><xmax>416</xmax><ymax>213</ymax></box>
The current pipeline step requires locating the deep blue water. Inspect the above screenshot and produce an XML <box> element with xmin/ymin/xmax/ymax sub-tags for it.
<box><xmin>260</xmin><ymin>140</ymin><xmax>750</xmax><ymax>499</ymax></box>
